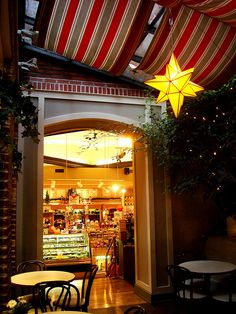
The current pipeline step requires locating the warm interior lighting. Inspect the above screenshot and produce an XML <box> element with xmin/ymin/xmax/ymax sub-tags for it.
<box><xmin>97</xmin><ymin>181</ymin><xmax>104</xmax><ymax>188</ymax></box>
<box><xmin>111</xmin><ymin>184</ymin><xmax>120</xmax><ymax>193</ymax></box>
<box><xmin>144</xmin><ymin>54</ymin><xmax>204</xmax><ymax>117</ymax></box>
<box><xmin>121</xmin><ymin>188</ymin><xmax>126</xmax><ymax>194</ymax></box>
<box><xmin>50</xmin><ymin>180</ymin><xmax>56</xmax><ymax>188</ymax></box>
<box><xmin>77</xmin><ymin>181</ymin><xmax>83</xmax><ymax>188</ymax></box>
<box><xmin>117</xmin><ymin>137</ymin><xmax>132</xmax><ymax>148</ymax></box>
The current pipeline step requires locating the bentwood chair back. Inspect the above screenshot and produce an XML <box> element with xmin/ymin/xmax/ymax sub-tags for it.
<box><xmin>32</xmin><ymin>280</ymin><xmax>80</xmax><ymax>313</ymax></box>
<box><xmin>212</xmin><ymin>271</ymin><xmax>236</xmax><ymax>303</ymax></box>
<box><xmin>15</xmin><ymin>260</ymin><xmax>46</xmax><ymax>304</ymax></box>
<box><xmin>124</xmin><ymin>305</ymin><xmax>146</xmax><ymax>313</ymax></box>
<box><xmin>79</xmin><ymin>264</ymin><xmax>98</xmax><ymax>312</ymax></box>
<box><xmin>16</xmin><ymin>260</ymin><xmax>46</xmax><ymax>273</ymax></box>
<box><xmin>166</xmin><ymin>264</ymin><xmax>208</xmax><ymax>301</ymax></box>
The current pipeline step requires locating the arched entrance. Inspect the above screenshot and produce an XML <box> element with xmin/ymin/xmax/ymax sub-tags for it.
<box><xmin>17</xmin><ymin>91</ymin><xmax>173</xmax><ymax>302</ymax></box>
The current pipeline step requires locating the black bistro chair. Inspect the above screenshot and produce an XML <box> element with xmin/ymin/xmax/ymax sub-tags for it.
<box><xmin>16</xmin><ymin>260</ymin><xmax>46</xmax><ymax>273</ymax></box>
<box><xmin>211</xmin><ymin>271</ymin><xmax>236</xmax><ymax>310</ymax></box>
<box><xmin>32</xmin><ymin>280</ymin><xmax>81</xmax><ymax>313</ymax></box>
<box><xmin>15</xmin><ymin>260</ymin><xmax>47</xmax><ymax>304</ymax></box>
<box><xmin>78</xmin><ymin>264</ymin><xmax>98</xmax><ymax>312</ymax></box>
<box><xmin>166</xmin><ymin>264</ymin><xmax>208</xmax><ymax>308</ymax></box>
<box><xmin>124</xmin><ymin>305</ymin><xmax>146</xmax><ymax>313</ymax></box>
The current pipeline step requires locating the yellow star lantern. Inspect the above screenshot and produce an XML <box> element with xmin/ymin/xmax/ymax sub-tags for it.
<box><xmin>145</xmin><ymin>54</ymin><xmax>204</xmax><ymax>117</ymax></box>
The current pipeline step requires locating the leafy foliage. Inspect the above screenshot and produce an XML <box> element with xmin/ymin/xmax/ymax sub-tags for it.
<box><xmin>3</xmin><ymin>299</ymin><xmax>32</xmax><ymax>314</ymax></box>
<box><xmin>143</xmin><ymin>74</ymin><xmax>236</xmax><ymax>213</ymax></box>
<box><xmin>0</xmin><ymin>78</ymin><xmax>39</xmax><ymax>172</ymax></box>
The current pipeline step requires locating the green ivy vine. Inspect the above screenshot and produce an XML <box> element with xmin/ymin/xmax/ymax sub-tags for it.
<box><xmin>0</xmin><ymin>78</ymin><xmax>39</xmax><ymax>173</ymax></box>
<box><xmin>143</xmin><ymin>74</ymin><xmax>236</xmax><ymax>214</ymax></box>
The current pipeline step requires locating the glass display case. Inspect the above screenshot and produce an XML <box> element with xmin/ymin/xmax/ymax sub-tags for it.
<box><xmin>43</xmin><ymin>233</ymin><xmax>90</xmax><ymax>261</ymax></box>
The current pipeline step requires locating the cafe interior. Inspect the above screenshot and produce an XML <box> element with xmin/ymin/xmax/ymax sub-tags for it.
<box><xmin>1</xmin><ymin>0</ymin><xmax>236</xmax><ymax>313</ymax></box>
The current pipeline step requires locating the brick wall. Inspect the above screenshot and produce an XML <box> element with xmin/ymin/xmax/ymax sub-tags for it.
<box><xmin>22</xmin><ymin>50</ymin><xmax>145</xmax><ymax>97</ymax></box>
<box><xmin>0</xmin><ymin>119</ymin><xmax>16</xmax><ymax>309</ymax></box>
<box><xmin>30</xmin><ymin>76</ymin><xmax>145</xmax><ymax>97</ymax></box>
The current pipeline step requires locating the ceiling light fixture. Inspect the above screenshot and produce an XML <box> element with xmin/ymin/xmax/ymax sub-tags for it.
<box><xmin>17</xmin><ymin>29</ymin><xmax>39</xmax><ymax>37</ymax></box>
<box><xmin>18</xmin><ymin>58</ymin><xmax>38</xmax><ymax>71</ymax></box>
<box><xmin>17</xmin><ymin>29</ymin><xmax>39</xmax><ymax>44</ymax></box>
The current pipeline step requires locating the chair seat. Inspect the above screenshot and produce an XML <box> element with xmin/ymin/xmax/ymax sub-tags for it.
<box><xmin>70</xmin><ymin>279</ymin><xmax>83</xmax><ymax>291</ymax></box>
<box><xmin>47</xmin><ymin>284</ymin><xmax>81</xmax><ymax>308</ymax></box>
<box><xmin>178</xmin><ymin>289</ymin><xmax>208</xmax><ymax>300</ymax></box>
<box><xmin>212</xmin><ymin>293</ymin><xmax>236</xmax><ymax>302</ymax></box>
<box><xmin>184</xmin><ymin>277</ymin><xmax>205</xmax><ymax>286</ymax></box>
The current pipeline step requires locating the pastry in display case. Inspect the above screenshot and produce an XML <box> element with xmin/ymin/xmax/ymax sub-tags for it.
<box><xmin>43</xmin><ymin>233</ymin><xmax>90</xmax><ymax>261</ymax></box>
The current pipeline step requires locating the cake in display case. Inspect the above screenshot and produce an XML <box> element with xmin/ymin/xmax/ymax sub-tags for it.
<box><xmin>43</xmin><ymin>233</ymin><xmax>90</xmax><ymax>261</ymax></box>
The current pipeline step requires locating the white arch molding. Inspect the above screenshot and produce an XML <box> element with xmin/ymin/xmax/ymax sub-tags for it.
<box><xmin>45</xmin><ymin>111</ymin><xmax>140</xmax><ymax>128</ymax></box>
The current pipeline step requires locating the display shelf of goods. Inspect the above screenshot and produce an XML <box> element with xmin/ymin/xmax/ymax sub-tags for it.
<box><xmin>43</xmin><ymin>233</ymin><xmax>90</xmax><ymax>261</ymax></box>
<box><xmin>124</xmin><ymin>196</ymin><xmax>134</xmax><ymax>206</ymax></box>
<box><xmin>88</xmin><ymin>229</ymin><xmax>118</xmax><ymax>271</ymax></box>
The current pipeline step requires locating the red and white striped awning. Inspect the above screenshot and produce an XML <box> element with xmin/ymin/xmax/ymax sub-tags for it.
<box><xmin>35</xmin><ymin>0</ymin><xmax>154</xmax><ymax>75</ymax></box>
<box><xmin>34</xmin><ymin>0</ymin><xmax>236</xmax><ymax>89</ymax></box>
<box><xmin>138</xmin><ymin>0</ymin><xmax>236</xmax><ymax>88</ymax></box>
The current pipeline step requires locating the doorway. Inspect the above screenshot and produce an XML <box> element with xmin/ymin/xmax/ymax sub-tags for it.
<box><xmin>43</xmin><ymin>124</ymin><xmax>138</xmax><ymax>278</ymax></box>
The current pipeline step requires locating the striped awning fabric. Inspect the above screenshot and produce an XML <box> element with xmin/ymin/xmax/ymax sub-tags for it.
<box><xmin>155</xmin><ymin>0</ymin><xmax>236</xmax><ymax>26</ymax></box>
<box><xmin>34</xmin><ymin>0</ymin><xmax>236</xmax><ymax>89</ymax></box>
<box><xmin>35</xmin><ymin>0</ymin><xmax>154</xmax><ymax>75</ymax></box>
<box><xmin>139</xmin><ymin>0</ymin><xmax>236</xmax><ymax>88</ymax></box>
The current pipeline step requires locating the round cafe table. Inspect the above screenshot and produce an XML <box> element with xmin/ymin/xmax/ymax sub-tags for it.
<box><xmin>11</xmin><ymin>270</ymin><xmax>75</xmax><ymax>287</ymax></box>
<box><xmin>179</xmin><ymin>260</ymin><xmax>236</xmax><ymax>296</ymax></box>
<box><xmin>43</xmin><ymin>312</ymin><xmax>93</xmax><ymax>314</ymax></box>
<box><xmin>179</xmin><ymin>260</ymin><xmax>236</xmax><ymax>275</ymax></box>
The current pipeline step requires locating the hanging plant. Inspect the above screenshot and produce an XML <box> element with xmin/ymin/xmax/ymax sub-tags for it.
<box><xmin>142</xmin><ymin>74</ymin><xmax>236</xmax><ymax>213</ymax></box>
<box><xmin>0</xmin><ymin>78</ymin><xmax>39</xmax><ymax>173</ymax></box>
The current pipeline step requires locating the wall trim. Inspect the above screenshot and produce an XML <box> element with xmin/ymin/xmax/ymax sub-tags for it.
<box><xmin>134</xmin><ymin>284</ymin><xmax>174</xmax><ymax>303</ymax></box>
<box><xmin>30</xmin><ymin>76</ymin><xmax>146</xmax><ymax>98</ymax></box>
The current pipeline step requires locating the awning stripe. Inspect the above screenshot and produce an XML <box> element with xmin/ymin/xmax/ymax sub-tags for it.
<box><xmin>187</xmin><ymin>23</ymin><xmax>233</xmax><ymax>82</ymax></box>
<box><xmin>175</xmin><ymin>8</ymin><xmax>221</xmax><ymax>69</ymax></box>
<box><xmin>136</xmin><ymin>10</ymin><xmax>171</xmax><ymax>72</ymax></box>
<box><xmin>64</xmin><ymin>1</ymin><xmax>92</xmax><ymax>57</ymax></box>
<box><xmin>155</xmin><ymin>0</ymin><xmax>236</xmax><ymax>26</ymax></box>
<box><xmin>138</xmin><ymin>3</ymin><xmax>236</xmax><ymax>88</ymax></box>
<box><xmin>109</xmin><ymin>0</ymin><xmax>154</xmax><ymax>74</ymax></box>
<box><xmin>193</xmin><ymin>27</ymin><xmax>236</xmax><ymax>85</ymax></box>
<box><xmin>34</xmin><ymin>0</ymin><xmax>56</xmax><ymax>47</ymax></box>
<box><xmin>184</xmin><ymin>0</ymin><xmax>236</xmax><ymax>26</ymax></box>
<box><xmin>90</xmin><ymin>0</ymin><xmax>130</xmax><ymax>68</ymax></box>
<box><xmin>94</xmin><ymin>1</ymin><xmax>143</xmax><ymax>70</ymax></box>
<box><xmin>36</xmin><ymin>0</ymin><xmax>153</xmax><ymax>76</ymax></box>
<box><xmin>44</xmin><ymin>0</ymin><xmax>68</xmax><ymax>50</ymax></box>
<box><xmin>79</xmin><ymin>1</ymin><xmax>124</xmax><ymax>65</ymax></box>
<box><xmin>180</xmin><ymin>18</ymin><xmax>218</xmax><ymax>69</ymax></box>
<box><xmin>56</xmin><ymin>0</ymin><xmax>81</xmax><ymax>55</ymax></box>
<box><xmin>72</xmin><ymin>0</ymin><xmax>105</xmax><ymax>61</ymax></box>
<box><xmin>200</xmin><ymin>43</ymin><xmax>236</xmax><ymax>86</ymax></box>
<box><xmin>138</xmin><ymin>6</ymin><xmax>200</xmax><ymax>73</ymax></box>
<box><xmin>34</xmin><ymin>0</ymin><xmax>235</xmax><ymax>87</ymax></box>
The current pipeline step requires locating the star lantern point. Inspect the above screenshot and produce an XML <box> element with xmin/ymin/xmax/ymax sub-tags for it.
<box><xmin>145</xmin><ymin>54</ymin><xmax>204</xmax><ymax>117</ymax></box>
